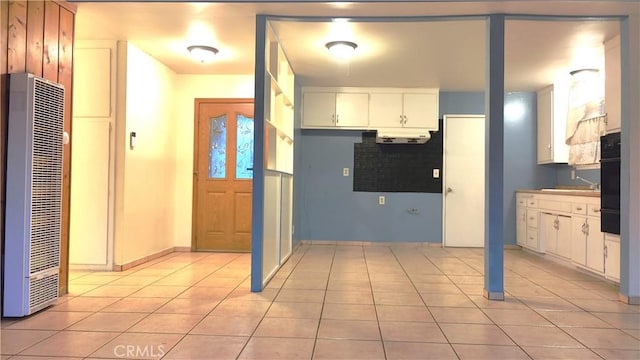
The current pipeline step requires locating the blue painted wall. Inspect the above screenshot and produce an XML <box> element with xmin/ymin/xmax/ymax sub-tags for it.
<box><xmin>555</xmin><ymin>166</ymin><xmax>601</xmax><ymax>187</ymax></box>
<box><xmin>503</xmin><ymin>93</ymin><xmax>556</xmax><ymax>243</ymax></box>
<box><xmin>294</xmin><ymin>91</ymin><xmax>558</xmax><ymax>244</ymax></box>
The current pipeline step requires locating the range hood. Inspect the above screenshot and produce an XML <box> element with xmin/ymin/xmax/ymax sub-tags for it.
<box><xmin>375</xmin><ymin>128</ymin><xmax>432</xmax><ymax>144</ymax></box>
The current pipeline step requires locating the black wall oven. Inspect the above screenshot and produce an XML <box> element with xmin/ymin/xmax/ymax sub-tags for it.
<box><xmin>600</xmin><ymin>132</ymin><xmax>621</xmax><ymax>234</ymax></box>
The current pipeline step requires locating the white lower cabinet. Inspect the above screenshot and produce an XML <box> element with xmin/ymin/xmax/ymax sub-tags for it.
<box><xmin>571</xmin><ymin>216</ymin><xmax>587</xmax><ymax>266</ymax></box>
<box><xmin>540</xmin><ymin>213</ymin><xmax>571</xmax><ymax>259</ymax></box>
<box><xmin>526</xmin><ymin>209</ymin><xmax>540</xmax><ymax>251</ymax></box>
<box><xmin>586</xmin><ymin>217</ymin><xmax>604</xmax><ymax>273</ymax></box>
<box><xmin>516</xmin><ymin>191</ymin><xmax>616</xmax><ymax>282</ymax></box>
<box><xmin>572</xmin><ymin>216</ymin><xmax>604</xmax><ymax>273</ymax></box>
<box><xmin>604</xmin><ymin>234</ymin><xmax>620</xmax><ymax>281</ymax></box>
<box><xmin>516</xmin><ymin>205</ymin><xmax>527</xmax><ymax>247</ymax></box>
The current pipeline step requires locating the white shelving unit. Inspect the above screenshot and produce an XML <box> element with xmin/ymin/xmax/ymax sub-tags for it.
<box><xmin>264</xmin><ymin>36</ymin><xmax>294</xmax><ymax>174</ymax></box>
<box><xmin>260</xmin><ymin>23</ymin><xmax>296</xmax><ymax>287</ymax></box>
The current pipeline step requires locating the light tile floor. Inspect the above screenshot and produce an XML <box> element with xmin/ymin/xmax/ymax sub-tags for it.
<box><xmin>2</xmin><ymin>244</ymin><xmax>639</xmax><ymax>359</ymax></box>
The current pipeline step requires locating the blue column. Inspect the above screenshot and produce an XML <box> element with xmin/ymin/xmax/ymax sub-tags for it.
<box><xmin>484</xmin><ymin>14</ymin><xmax>505</xmax><ymax>300</ymax></box>
<box><xmin>251</xmin><ymin>15</ymin><xmax>267</xmax><ymax>292</ymax></box>
<box><xmin>619</xmin><ymin>14</ymin><xmax>640</xmax><ymax>304</ymax></box>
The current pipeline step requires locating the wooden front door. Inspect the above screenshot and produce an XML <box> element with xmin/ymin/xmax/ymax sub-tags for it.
<box><xmin>193</xmin><ymin>99</ymin><xmax>254</xmax><ymax>251</ymax></box>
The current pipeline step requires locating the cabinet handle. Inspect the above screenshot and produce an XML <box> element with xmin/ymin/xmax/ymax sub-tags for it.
<box><xmin>585</xmin><ymin>223</ymin><xmax>590</xmax><ymax>236</ymax></box>
<box><xmin>336</xmin><ymin>114</ymin><xmax>339</xmax><ymax>124</ymax></box>
<box><xmin>400</xmin><ymin>115</ymin><xmax>404</xmax><ymax>124</ymax></box>
<box><xmin>576</xmin><ymin>207</ymin><xmax>583</xmax><ymax>211</ymax></box>
<box><xmin>529</xmin><ymin>217</ymin><xmax>535</xmax><ymax>220</ymax></box>
<box><xmin>332</xmin><ymin>114</ymin><xmax>335</xmax><ymax>123</ymax></box>
<box><xmin>403</xmin><ymin>115</ymin><xmax>408</xmax><ymax>124</ymax></box>
<box><xmin>548</xmin><ymin>144</ymin><xmax>552</xmax><ymax>150</ymax></box>
<box><xmin>604</xmin><ymin>245</ymin><xmax>608</xmax><ymax>258</ymax></box>
<box><xmin>592</xmin><ymin>208</ymin><xmax>601</xmax><ymax>213</ymax></box>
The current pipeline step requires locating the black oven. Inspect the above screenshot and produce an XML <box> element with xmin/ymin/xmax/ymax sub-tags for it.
<box><xmin>600</xmin><ymin>132</ymin><xmax>620</xmax><ymax>234</ymax></box>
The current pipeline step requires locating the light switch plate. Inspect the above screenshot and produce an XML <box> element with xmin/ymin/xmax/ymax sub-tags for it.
<box><xmin>343</xmin><ymin>168</ymin><xmax>349</xmax><ymax>177</ymax></box>
<box><xmin>433</xmin><ymin>169</ymin><xmax>440</xmax><ymax>178</ymax></box>
<box><xmin>379</xmin><ymin>196</ymin><xmax>385</xmax><ymax>205</ymax></box>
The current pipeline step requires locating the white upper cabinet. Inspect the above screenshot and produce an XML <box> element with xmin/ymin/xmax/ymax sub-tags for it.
<box><xmin>369</xmin><ymin>91</ymin><xmax>439</xmax><ymax>130</ymax></box>
<box><xmin>302</xmin><ymin>91</ymin><xmax>369</xmax><ymax>128</ymax></box>
<box><xmin>301</xmin><ymin>87</ymin><xmax>439</xmax><ymax>131</ymax></box>
<box><xmin>537</xmin><ymin>84</ymin><xmax>569</xmax><ymax>164</ymax></box>
<box><xmin>604</xmin><ymin>35</ymin><xmax>621</xmax><ymax>134</ymax></box>
<box><xmin>369</xmin><ymin>93</ymin><xmax>403</xmax><ymax>128</ymax></box>
<box><xmin>336</xmin><ymin>93</ymin><xmax>370</xmax><ymax>128</ymax></box>
<box><xmin>302</xmin><ymin>92</ymin><xmax>335</xmax><ymax>127</ymax></box>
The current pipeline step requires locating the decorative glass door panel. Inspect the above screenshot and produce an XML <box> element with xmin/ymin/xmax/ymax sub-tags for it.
<box><xmin>208</xmin><ymin>115</ymin><xmax>227</xmax><ymax>179</ymax></box>
<box><xmin>236</xmin><ymin>115</ymin><xmax>254</xmax><ymax>179</ymax></box>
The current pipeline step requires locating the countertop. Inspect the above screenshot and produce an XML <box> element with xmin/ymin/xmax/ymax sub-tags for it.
<box><xmin>517</xmin><ymin>189</ymin><xmax>601</xmax><ymax>198</ymax></box>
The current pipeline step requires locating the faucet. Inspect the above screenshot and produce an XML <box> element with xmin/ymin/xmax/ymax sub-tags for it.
<box><xmin>576</xmin><ymin>175</ymin><xmax>600</xmax><ymax>190</ymax></box>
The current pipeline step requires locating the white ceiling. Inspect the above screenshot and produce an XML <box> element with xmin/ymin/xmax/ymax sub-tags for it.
<box><xmin>74</xmin><ymin>1</ymin><xmax>633</xmax><ymax>91</ymax></box>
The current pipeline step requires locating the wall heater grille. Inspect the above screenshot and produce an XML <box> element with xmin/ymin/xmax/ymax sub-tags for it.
<box><xmin>3</xmin><ymin>73</ymin><xmax>64</xmax><ymax>317</ymax></box>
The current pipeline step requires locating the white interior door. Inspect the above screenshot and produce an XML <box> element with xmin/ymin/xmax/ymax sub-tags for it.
<box><xmin>69</xmin><ymin>120</ymin><xmax>111</xmax><ymax>266</ymax></box>
<box><xmin>443</xmin><ymin>115</ymin><xmax>485</xmax><ymax>247</ymax></box>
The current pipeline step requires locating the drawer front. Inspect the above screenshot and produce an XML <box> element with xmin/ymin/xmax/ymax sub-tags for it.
<box><xmin>526</xmin><ymin>209</ymin><xmax>539</xmax><ymax>228</ymax></box>
<box><xmin>588</xmin><ymin>204</ymin><xmax>602</xmax><ymax>217</ymax></box>
<box><xmin>572</xmin><ymin>203</ymin><xmax>587</xmax><ymax>215</ymax></box>
<box><xmin>526</xmin><ymin>228</ymin><xmax>538</xmax><ymax>249</ymax></box>
<box><xmin>526</xmin><ymin>199</ymin><xmax>538</xmax><ymax>208</ymax></box>
<box><xmin>538</xmin><ymin>199</ymin><xmax>572</xmax><ymax>213</ymax></box>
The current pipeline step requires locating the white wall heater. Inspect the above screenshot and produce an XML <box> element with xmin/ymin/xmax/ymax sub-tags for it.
<box><xmin>3</xmin><ymin>73</ymin><xmax>64</xmax><ymax>317</ymax></box>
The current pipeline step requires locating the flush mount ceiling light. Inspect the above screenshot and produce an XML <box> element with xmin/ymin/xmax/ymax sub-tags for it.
<box><xmin>187</xmin><ymin>45</ymin><xmax>219</xmax><ymax>63</ymax></box>
<box><xmin>325</xmin><ymin>40</ymin><xmax>357</xmax><ymax>59</ymax></box>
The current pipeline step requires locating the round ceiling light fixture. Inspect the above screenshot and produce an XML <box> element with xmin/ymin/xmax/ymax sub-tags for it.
<box><xmin>187</xmin><ymin>45</ymin><xmax>219</xmax><ymax>63</ymax></box>
<box><xmin>325</xmin><ymin>40</ymin><xmax>358</xmax><ymax>60</ymax></box>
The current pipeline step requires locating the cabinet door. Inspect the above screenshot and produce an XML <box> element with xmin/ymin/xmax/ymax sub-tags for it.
<box><xmin>302</xmin><ymin>92</ymin><xmax>336</xmax><ymax>128</ymax></box>
<box><xmin>604</xmin><ymin>237</ymin><xmax>620</xmax><ymax>281</ymax></box>
<box><xmin>516</xmin><ymin>206</ymin><xmax>527</xmax><ymax>246</ymax></box>
<box><xmin>571</xmin><ymin>216</ymin><xmax>587</xmax><ymax>266</ymax></box>
<box><xmin>539</xmin><ymin>213</ymin><xmax>557</xmax><ymax>254</ymax></box>
<box><xmin>368</xmin><ymin>93</ymin><xmax>403</xmax><ymax>128</ymax></box>
<box><xmin>336</xmin><ymin>93</ymin><xmax>369</xmax><ymax>128</ymax></box>
<box><xmin>586</xmin><ymin>217</ymin><xmax>605</xmax><ymax>273</ymax></box>
<box><xmin>537</xmin><ymin>86</ymin><xmax>553</xmax><ymax>164</ymax></box>
<box><xmin>403</xmin><ymin>93</ymin><xmax>438</xmax><ymax>129</ymax></box>
<box><xmin>556</xmin><ymin>215</ymin><xmax>572</xmax><ymax>259</ymax></box>
<box><xmin>526</xmin><ymin>227</ymin><xmax>538</xmax><ymax>250</ymax></box>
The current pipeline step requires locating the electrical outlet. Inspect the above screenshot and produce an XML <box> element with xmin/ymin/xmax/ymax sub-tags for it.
<box><xmin>343</xmin><ymin>168</ymin><xmax>349</xmax><ymax>177</ymax></box>
<box><xmin>378</xmin><ymin>196</ymin><xmax>385</xmax><ymax>205</ymax></box>
<box><xmin>433</xmin><ymin>169</ymin><xmax>440</xmax><ymax>178</ymax></box>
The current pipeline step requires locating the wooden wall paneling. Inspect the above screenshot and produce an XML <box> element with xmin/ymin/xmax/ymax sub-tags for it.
<box><xmin>58</xmin><ymin>6</ymin><xmax>74</xmax><ymax>294</ymax></box>
<box><xmin>7</xmin><ymin>1</ymin><xmax>27</xmax><ymax>73</ymax></box>
<box><xmin>26</xmin><ymin>1</ymin><xmax>45</xmax><ymax>76</ymax></box>
<box><xmin>1</xmin><ymin>1</ymin><xmax>8</xmax><ymax>73</ymax></box>
<box><xmin>42</xmin><ymin>1</ymin><xmax>58</xmax><ymax>81</ymax></box>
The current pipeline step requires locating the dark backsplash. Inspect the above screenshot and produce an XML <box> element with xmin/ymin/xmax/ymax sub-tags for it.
<box><xmin>353</xmin><ymin>120</ymin><xmax>443</xmax><ymax>193</ymax></box>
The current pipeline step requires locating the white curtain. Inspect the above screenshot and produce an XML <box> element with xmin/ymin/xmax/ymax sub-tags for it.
<box><xmin>565</xmin><ymin>69</ymin><xmax>606</xmax><ymax>166</ymax></box>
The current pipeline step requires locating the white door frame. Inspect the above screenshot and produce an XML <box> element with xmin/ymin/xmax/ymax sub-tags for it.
<box><xmin>442</xmin><ymin>114</ymin><xmax>485</xmax><ymax>247</ymax></box>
